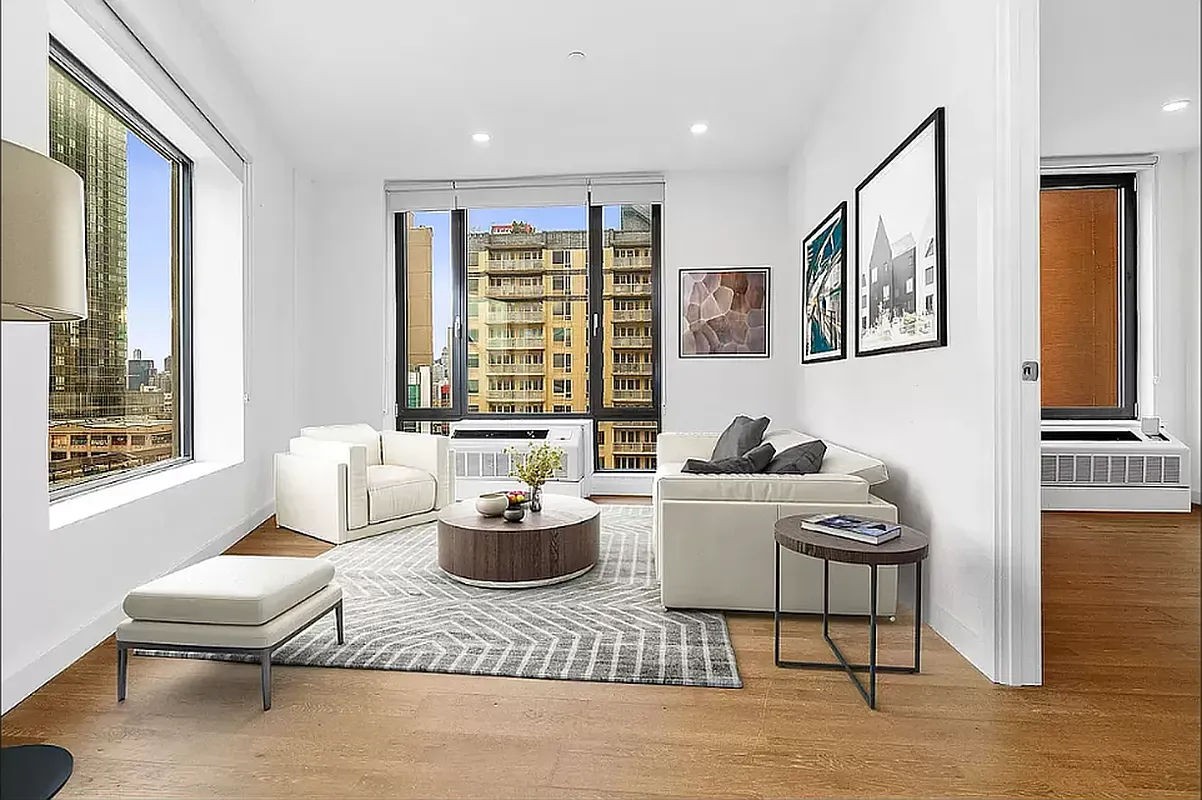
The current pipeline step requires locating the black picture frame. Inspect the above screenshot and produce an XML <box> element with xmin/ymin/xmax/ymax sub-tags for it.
<box><xmin>678</xmin><ymin>267</ymin><xmax>771</xmax><ymax>359</ymax></box>
<box><xmin>854</xmin><ymin>106</ymin><xmax>947</xmax><ymax>357</ymax></box>
<box><xmin>801</xmin><ymin>201</ymin><xmax>848</xmax><ymax>364</ymax></box>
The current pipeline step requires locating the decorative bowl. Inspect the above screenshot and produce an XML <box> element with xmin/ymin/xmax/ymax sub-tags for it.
<box><xmin>502</xmin><ymin>507</ymin><xmax>526</xmax><ymax>523</ymax></box>
<box><xmin>475</xmin><ymin>492</ymin><xmax>509</xmax><ymax>518</ymax></box>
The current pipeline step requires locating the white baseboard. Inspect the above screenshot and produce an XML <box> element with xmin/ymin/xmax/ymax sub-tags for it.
<box><xmin>926</xmin><ymin>602</ymin><xmax>998</xmax><ymax>684</ymax></box>
<box><xmin>0</xmin><ymin>501</ymin><xmax>273</xmax><ymax>714</ymax></box>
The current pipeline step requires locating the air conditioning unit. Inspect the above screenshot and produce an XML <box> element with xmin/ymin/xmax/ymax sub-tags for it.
<box><xmin>449</xmin><ymin>419</ymin><xmax>592</xmax><ymax>501</ymax></box>
<box><xmin>1041</xmin><ymin>423</ymin><xmax>1192</xmax><ymax>512</ymax></box>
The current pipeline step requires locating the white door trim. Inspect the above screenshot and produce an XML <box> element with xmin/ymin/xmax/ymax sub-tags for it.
<box><xmin>991</xmin><ymin>0</ymin><xmax>1043</xmax><ymax>686</ymax></box>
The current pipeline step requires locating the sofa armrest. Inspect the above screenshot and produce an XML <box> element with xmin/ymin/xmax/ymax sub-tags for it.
<box><xmin>289</xmin><ymin>436</ymin><xmax>362</xmax><ymax>465</ymax></box>
<box><xmin>380</xmin><ymin>431</ymin><xmax>453</xmax><ymax>508</ymax></box>
<box><xmin>274</xmin><ymin>452</ymin><xmax>348</xmax><ymax>541</ymax></box>
<box><xmin>656</xmin><ymin>433</ymin><xmax>719</xmax><ymax>464</ymax></box>
<box><xmin>285</xmin><ymin>438</ymin><xmax>368</xmax><ymax>529</ymax></box>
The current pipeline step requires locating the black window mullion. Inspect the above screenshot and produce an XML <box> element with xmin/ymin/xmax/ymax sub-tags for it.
<box><xmin>394</xmin><ymin>209</ymin><xmax>465</xmax><ymax>428</ymax></box>
<box><xmin>587</xmin><ymin>205</ymin><xmax>604</xmax><ymax>418</ymax></box>
<box><xmin>452</xmin><ymin>209</ymin><xmax>469</xmax><ymax>415</ymax></box>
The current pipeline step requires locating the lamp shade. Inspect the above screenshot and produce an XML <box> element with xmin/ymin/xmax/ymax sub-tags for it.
<box><xmin>1</xmin><ymin>139</ymin><xmax>87</xmax><ymax>322</ymax></box>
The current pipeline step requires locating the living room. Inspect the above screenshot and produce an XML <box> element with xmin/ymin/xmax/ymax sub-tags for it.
<box><xmin>1</xmin><ymin>0</ymin><xmax>1198</xmax><ymax>798</ymax></box>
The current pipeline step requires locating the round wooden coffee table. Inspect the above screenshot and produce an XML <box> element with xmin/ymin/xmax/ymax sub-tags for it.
<box><xmin>437</xmin><ymin>495</ymin><xmax>601</xmax><ymax>588</ymax></box>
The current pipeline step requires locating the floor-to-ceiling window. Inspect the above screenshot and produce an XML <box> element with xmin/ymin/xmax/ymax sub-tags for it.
<box><xmin>393</xmin><ymin>181</ymin><xmax>661</xmax><ymax>471</ymax></box>
<box><xmin>47</xmin><ymin>41</ymin><xmax>193</xmax><ymax>496</ymax></box>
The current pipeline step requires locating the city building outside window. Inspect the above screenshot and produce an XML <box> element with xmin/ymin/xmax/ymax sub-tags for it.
<box><xmin>47</xmin><ymin>45</ymin><xmax>192</xmax><ymax>495</ymax></box>
<box><xmin>397</xmin><ymin>203</ymin><xmax>660</xmax><ymax>470</ymax></box>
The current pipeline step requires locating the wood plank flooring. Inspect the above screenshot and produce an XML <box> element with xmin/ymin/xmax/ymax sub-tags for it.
<box><xmin>2</xmin><ymin>502</ymin><xmax>1198</xmax><ymax>798</ymax></box>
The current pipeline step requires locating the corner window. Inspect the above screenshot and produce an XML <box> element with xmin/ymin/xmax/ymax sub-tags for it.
<box><xmin>47</xmin><ymin>43</ymin><xmax>193</xmax><ymax>496</ymax></box>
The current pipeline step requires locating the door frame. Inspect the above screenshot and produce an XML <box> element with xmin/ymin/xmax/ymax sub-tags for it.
<box><xmin>992</xmin><ymin>0</ymin><xmax>1043</xmax><ymax>686</ymax></box>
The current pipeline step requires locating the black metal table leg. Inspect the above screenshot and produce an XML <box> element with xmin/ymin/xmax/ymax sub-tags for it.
<box><xmin>869</xmin><ymin>564</ymin><xmax>878</xmax><ymax>709</ymax></box>
<box><xmin>773</xmin><ymin>542</ymin><xmax>781</xmax><ymax>666</ymax></box>
<box><xmin>914</xmin><ymin>559</ymin><xmax>923</xmax><ymax>673</ymax></box>
<box><xmin>774</xmin><ymin>554</ymin><xmax>923</xmax><ymax>710</ymax></box>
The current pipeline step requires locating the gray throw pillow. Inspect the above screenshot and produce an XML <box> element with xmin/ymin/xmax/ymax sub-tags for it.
<box><xmin>711</xmin><ymin>415</ymin><xmax>771</xmax><ymax>461</ymax></box>
<box><xmin>683</xmin><ymin>443</ymin><xmax>776</xmax><ymax>475</ymax></box>
<box><xmin>764</xmin><ymin>440</ymin><xmax>826</xmax><ymax>475</ymax></box>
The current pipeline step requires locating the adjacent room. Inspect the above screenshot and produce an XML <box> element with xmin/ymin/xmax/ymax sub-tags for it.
<box><xmin>1</xmin><ymin>0</ymin><xmax>1197</xmax><ymax>798</ymax></box>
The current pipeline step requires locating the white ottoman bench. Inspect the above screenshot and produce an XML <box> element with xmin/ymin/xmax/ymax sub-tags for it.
<box><xmin>116</xmin><ymin>555</ymin><xmax>343</xmax><ymax>710</ymax></box>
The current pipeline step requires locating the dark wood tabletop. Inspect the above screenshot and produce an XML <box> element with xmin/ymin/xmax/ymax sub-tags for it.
<box><xmin>774</xmin><ymin>516</ymin><xmax>929</xmax><ymax>565</ymax></box>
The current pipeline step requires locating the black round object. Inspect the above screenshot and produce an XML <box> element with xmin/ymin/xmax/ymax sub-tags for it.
<box><xmin>0</xmin><ymin>745</ymin><xmax>74</xmax><ymax>800</ymax></box>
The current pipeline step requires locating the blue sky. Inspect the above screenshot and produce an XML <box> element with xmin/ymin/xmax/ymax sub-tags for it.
<box><xmin>125</xmin><ymin>132</ymin><xmax>173</xmax><ymax>369</ymax></box>
<box><xmin>415</xmin><ymin>206</ymin><xmax>623</xmax><ymax>357</ymax></box>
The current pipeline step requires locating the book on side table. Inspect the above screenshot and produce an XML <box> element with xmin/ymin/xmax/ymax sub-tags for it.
<box><xmin>802</xmin><ymin>514</ymin><xmax>901</xmax><ymax>545</ymax></box>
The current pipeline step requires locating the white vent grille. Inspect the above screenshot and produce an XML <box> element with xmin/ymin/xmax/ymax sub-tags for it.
<box><xmin>1041</xmin><ymin>453</ymin><xmax>1183</xmax><ymax>486</ymax></box>
<box><xmin>454</xmin><ymin>450</ymin><xmax>513</xmax><ymax>479</ymax></box>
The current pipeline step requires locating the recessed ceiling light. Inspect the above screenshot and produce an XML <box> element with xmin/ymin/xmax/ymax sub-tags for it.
<box><xmin>567</xmin><ymin>50</ymin><xmax>587</xmax><ymax>61</ymax></box>
<box><xmin>1162</xmin><ymin>99</ymin><xmax>1191</xmax><ymax>113</ymax></box>
<box><xmin>472</xmin><ymin>132</ymin><xmax>491</xmax><ymax>144</ymax></box>
<box><xmin>690</xmin><ymin>122</ymin><xmax>708</xmax><ymax>135</ymax></box>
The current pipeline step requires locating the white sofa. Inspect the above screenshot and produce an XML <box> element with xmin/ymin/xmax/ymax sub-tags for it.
<box><xmin>654</xmin><ymin>429</ymin><xmax>899</xmax><ymax>615</ymax></box>
<box><xmin>274</xmin><ymin>423</ymin><xmax>453</xmax><ymax>544</ymax></box>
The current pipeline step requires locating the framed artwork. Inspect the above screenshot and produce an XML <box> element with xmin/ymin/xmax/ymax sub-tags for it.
<box><xmin>679</xmin><ymin>267</ymin><xmax>770</xmax><ymax>358</ymax></box>
<box><xmin>801</xmin><ymin>201</ymin><xmax>848</xmax><ymax>363</ymax></box>
<box><xmin>855</xmin><ymin>106</ymin><xmax>947</xmax><ymax>356</ymax></box>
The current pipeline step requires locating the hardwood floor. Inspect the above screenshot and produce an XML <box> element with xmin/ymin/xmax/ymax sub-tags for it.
<box><xmin>2</xmin><ymin>503</ymin><xmax>1198</xmax><ymax>798</ymax></box>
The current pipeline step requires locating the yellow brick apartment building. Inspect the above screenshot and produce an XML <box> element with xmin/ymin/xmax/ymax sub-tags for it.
<box><xmin>404</xmin><ymin>208</ymin><xmax>658</xmax><ymax>470</ymax></box>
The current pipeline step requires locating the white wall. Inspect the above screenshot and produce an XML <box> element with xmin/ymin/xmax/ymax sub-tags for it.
<box><xmin>295</xmin><ymin>169</ymin><xmax>798</xmax><ymax>436</ymax></box>
<box><xmin>787</xmin><ymin>0</ymin><xmax>1005</xmax><ymax>678</ymax></box>
<box><xmin>1185</xmin><ymin>150</ymin><xmax>1201</xmax><ymax>502</ymax></box>
<box><xmin>0</xmin><ymin>0</ymin><xmax>307</xmax><ymax>712</ymax></box>
<box><xmin>662</xmin><ymin>170</ymin><xmax>796</xmax><ymax>432</ymax></box>
<box><xmin>296</xmin><ymin>179</ymin><xmax>388</xmax><ymax>428</ymax></box>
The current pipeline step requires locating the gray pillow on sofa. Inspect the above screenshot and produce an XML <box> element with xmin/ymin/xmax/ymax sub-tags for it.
<box><xmin>711</xmin><ymin>415</ymin><xmax>771</xmax><ymax>461</ymax></box>
<box><xmin>764</xmin><ymin>440</ymin><xmax>826</xmax><ymax>475</ymax></box>
<box><xmin>683</xmin><ymin>443</ymin><xmax>776</xmax><ymax>474</ymax></box>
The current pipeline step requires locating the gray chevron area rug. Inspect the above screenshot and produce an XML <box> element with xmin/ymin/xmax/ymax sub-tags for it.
<box><xmin>145</xmin><ymin>505</ymin><xmax>742</xmax><ymax>689</ymax></box>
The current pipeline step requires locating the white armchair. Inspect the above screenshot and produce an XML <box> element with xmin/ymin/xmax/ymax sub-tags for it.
<box><xmin>274</xmin><ymin>423</ymin><xmax>453</xmax><ymax>544</ymax></box>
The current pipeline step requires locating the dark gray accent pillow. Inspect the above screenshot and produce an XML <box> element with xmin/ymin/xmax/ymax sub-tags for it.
<box><xmin>711</xmin><ymin>415</ymin><xmax>771</xmax><ymax>461</ymax></box>
<box><xmin>683</xmin><ymin>443</ymin><xmax>776</xmax><ymax>474</ymax></box>
<box><xmin>764</xmin><ymin>440</ymin><xmax>827</xmax><ymax>475</ymax></box>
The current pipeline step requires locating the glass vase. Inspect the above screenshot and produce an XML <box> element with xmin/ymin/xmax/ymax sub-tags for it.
<box><xmin>529</xmin><ymin>485</ymin><xmax>543</xmax><ymax>512</ymax></box>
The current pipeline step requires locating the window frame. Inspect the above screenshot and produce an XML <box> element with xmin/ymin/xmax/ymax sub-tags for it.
<box><xmin>1039</xmin><ymin>172</ymin><xmax>1138</xmax><ymax>420</ymax></box>
<box><xmin>394</xmin><ymin>203</ymin><xmax>663</xmax><ymax>471</ymax></box>
<box><xmin>48</xmin><ymin>40</ymin><xmax>195</xmax><ymax>502</ymax></box>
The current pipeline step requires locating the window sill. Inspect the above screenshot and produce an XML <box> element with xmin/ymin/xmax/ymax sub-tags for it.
<box><xmin>49</xmin><ymin>460</ymin><xmax>238</xmax><ymax>530</ymax></box>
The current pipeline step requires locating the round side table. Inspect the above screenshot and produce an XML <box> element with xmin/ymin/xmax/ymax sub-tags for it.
<box><xmin>773</xmin><ymin>517</ymin><xmax>930</xmax><ymax>710</ymax></box>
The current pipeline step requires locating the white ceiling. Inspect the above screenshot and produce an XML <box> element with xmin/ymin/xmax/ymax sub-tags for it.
<box><xmin>119</xmin><ymin>0</ymin><xmax>874</xmax><ymax>181</ymax></box>
<box><xmin>1041</xmin><ymin>0</ymin><xmax>1201</xmax><ymax>156</ymax></box>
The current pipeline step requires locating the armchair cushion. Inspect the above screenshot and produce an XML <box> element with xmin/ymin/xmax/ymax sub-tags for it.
<box><xmin>301</xmin><ymin>423</ymin><xmax>382</xmax><ymax>466</ymax></box>
<box><xmin>366</xmin><ymin>465</ymin><xmax>435</xmax><ymax>523</ymax></box>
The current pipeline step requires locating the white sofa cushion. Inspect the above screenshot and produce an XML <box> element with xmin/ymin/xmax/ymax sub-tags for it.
<box><xmin>656</xmin><ymin>461</ymin><xmax>869</xmax><ymax>503</ymax></box>
<box><xmin>762</xmin><ymin>429</ymin><xmax>889</xmax><ymax>485</ymax></box>
<box><xmin>301</xmin><ymin>423</ymin><xmax>382</xmax><ymax>466</ymax></box>
<box><xmin>367</xmin><ymin>464</ymin><xmax>436</xmax><ymax>523</ymax></box>
<box><xmin>123</xmin><ymin>555</ymin><xmax>335</xmax><ymax>626</ymax></box>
